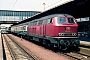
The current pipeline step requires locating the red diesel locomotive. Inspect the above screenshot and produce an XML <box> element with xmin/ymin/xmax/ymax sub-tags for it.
<box><xmin>27</xmin><ymin>14</ymin><xmax>79</xmax><ymax>50</ymax></box>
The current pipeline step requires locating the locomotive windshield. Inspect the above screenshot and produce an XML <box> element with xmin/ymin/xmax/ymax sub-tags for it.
<box><xmin>57</xmin><ymin>17</ymin><xmax>66</xmax><ymax>24</ymax></box>
<box><xmin>68</xmin><ymin>18</ymin><xmax>76</xmax><ymax>24</ymax></box>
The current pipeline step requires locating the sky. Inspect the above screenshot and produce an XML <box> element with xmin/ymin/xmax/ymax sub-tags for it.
<box><xmin>0</xmin><ymin>0</ymin><xmax>72</xmax><ymax>12</ymax></box>
<box><xmin>0</xmin><ymin>0</ymin><xmax>73</xmax><ymax>27</ymax></box>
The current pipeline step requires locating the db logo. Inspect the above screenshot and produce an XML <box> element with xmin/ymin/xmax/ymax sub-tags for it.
<box><xmin>65</xmin><ymin>27</ymin><xmax>71</xmax><ymax>32</ymax></box>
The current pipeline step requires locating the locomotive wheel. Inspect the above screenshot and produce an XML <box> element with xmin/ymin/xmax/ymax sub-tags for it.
<box><xmin>42</xmin><ymin>40</ymin><xmax>48</xmax><ymax>48</ymax></box>
<box><xmin>72</xmin><ymin>41</ymin><xmax>80</xmax><ymax>52</ymax></box>
<box><xmin>59</xmin><ymin>44</ymin><xmax>67</xmax><ymax>51</ymax></box>
<box><xmin>43</xmin><ymin>40</ymin><xmax>51</xmax><ymax>48</ymax></box>
<box><xmin>59</xmin><ymin>40</ymin><xmax>69</xmax><ymax>51</ymax></box>
<box><xmin>46</xmin><ymin>41</ymin><xmax>51</xmax><ymax>47</ymax></box>
<box><xmin>27</xmin><ymin>36</ymin><xmax>29</xmax><ymax>40</ymax></box>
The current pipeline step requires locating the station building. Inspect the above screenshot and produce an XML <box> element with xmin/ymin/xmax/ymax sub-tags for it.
<box><xmin>76</xmin><ymin>17</ymin><xmax>90</xmax><ymax>32</ymax></box>
<box><xmin>0</xmin><ymin>10</ymin><xmax>40</xmax><ymax>23</ymax></box>
<box><xmin>0</xmin><ymin>10</ymin><xmax>40</xmax><ymax>30</ymax></box>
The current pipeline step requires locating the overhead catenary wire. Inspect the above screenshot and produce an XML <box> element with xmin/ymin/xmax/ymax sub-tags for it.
<box><xmin>12</xmin><ymin>0</ymin><xmax>17</xmax><ymax>9</ymax></box>
<box><xmin>11</xmin><ymin>0</ymin><xmax>63</xmax><ymax>11</ymax></box>
<box><xmin>31</xmin><ymin>0</ymin><xmax>63</xmax><ymax>11</ymax></box>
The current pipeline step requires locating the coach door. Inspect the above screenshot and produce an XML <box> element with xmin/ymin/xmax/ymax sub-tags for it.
<box><xmin>42</xmin><ymin>20</ymin><xmax>47</xmax><ymax>36</ymax></box>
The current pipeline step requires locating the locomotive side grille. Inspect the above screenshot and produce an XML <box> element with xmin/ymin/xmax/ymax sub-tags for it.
<box><xmin>58</xmin><ymin>33</ymin><xmax>77</xmax><ymax>36</ymax></box>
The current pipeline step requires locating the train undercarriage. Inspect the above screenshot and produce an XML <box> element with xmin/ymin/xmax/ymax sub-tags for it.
<box><xmin>8</xmin><ymin>31</ymin><xmax>80</xmax><ymax>51</ymax></box>
<box><xmin>20</xmin><ymin>33</ymin><xmax>80</xmax><ymax>51</ymax></box>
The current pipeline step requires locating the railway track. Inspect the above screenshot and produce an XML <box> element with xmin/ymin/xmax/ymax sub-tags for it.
<box><xmin>2</xmin><ymin>33</ymin><xmax>90</xmax><ymax>60</ymax></box>
<box><xmin>58</xmin><ymin>46</ymin><xmax>90</xmax><ymax>60</ymax></box>
<box><xmin>2</xmin><ymin>34</ymin><xmax>36</xmax><ymax>60</ymax></box>
<box><xmin>62</xmin><ymin>52</ymin><xmax>90</xmax><ymax>60</ymax></box>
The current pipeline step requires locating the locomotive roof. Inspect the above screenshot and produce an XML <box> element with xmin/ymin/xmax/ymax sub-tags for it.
<box><xmin>30</xmin><ymin>14</ymin><xmax>73</xmax><ymax>22</ymax></box>
<box><xmin>42</xmin><ymin>14</ymin><xmax>73</xmax><ymax>18</ymax></box>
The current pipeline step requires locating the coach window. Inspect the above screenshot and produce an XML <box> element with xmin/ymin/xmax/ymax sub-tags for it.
<box><xmin>38</xmin><ymin>20</ymin><xmax>40</xmax><ymax>25</ymax></box>
<box><xmin>29</xmin><ymin>22</ymin><xmax>31</xmax><ymax>26</ymax></box>
<box><xmin>30</xmin><ymin>22</ymin><xmax>31</xmax><ymax>26</ymax></box>
<box><xmin>38</xmin><ymin>20</ymin><xmax>43</xmax><ymax>25</ymax></box>
<box><xmin>31</xmin><ymin>22</ymin><xmax>33</xmax><ymax>25</ymax></box>
<box><xmin>30</xmin><ymin>22</ymin><xmax>32</xmax><ymax>26</ymax></box>
<box><xmin>40</xmin><ymin>20</ymin><xmax>43</xmax><ymax>24</ymax></box>
<box><xmin>47</xmin><ymin>18</ymin><xmax>52</xmax><ymax>24</ymax></box>
<box><xmin>36</xmin><ymin>21</ymin><xmax>38</xmax><ymax>25</ymax></box>
<box><xmin>37</xmin><ymin>21</ymin><xmax>39</xmax><ymax>25</ymax></box>
<box><xmin>28</xmin><ymin>23</ymin><xmax>30</xmax><ymax>26</ymax></box>
<box><xmin>33</xmin><ymin>22</ymin><xmax>35</xmax><ymax>25</ymax></box>
<box><xmin>32</xmin><ymin>22</ymin><xmax>34</xmax><ymax>25</ymax></box>
<box><xmin>36</xmin><ymin>21</ymin><xmax>37</xmax><ymax>25</ymax></box>
<box><xmin>34</xmin><ymin>21</ymin><xmax>37</xmax><ymax>25</ymax></box>
<box><xmin>34</xmin><ymin>21</ymin><xmax>36</xmax><ymax>25</ymax></box>
<box><xmin>42</xmin><ymin>20</ymin><xmax>47</xmax><ymax>24</ymax></box>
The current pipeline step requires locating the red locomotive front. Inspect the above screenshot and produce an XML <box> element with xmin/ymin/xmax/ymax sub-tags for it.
<box><xmin>52</xmin><ymin>16</ymin><xmax>78</xmax><ymax>37</ymax></box>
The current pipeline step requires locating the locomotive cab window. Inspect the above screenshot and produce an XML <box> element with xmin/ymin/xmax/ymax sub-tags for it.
<box><xmin>68</xmin><ymin>18</ymin><xmax>76</xmax><ymax>24</ymax></box>
<box><xmin>57</xmin><ymin>17</ymin><xmax>66</xmax><ymax>24</ymax></box>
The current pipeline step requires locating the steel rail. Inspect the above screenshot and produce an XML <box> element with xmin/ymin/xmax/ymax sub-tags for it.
<box><xmin>61</xmin><ymin>51</ymin><xmax>90</xmax><ymax>60</ymax></box>
<box><xmin>2</xmin><ymin>34</ymin><xmax>16</xmax><ymax>60</ymax></box>
<box><xmin>3</xmin><ymin>34</ymin><xmax>36</xmax><ymax>60</ymax></box>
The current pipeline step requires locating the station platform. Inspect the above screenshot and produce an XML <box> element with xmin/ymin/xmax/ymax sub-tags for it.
<box><xmin>79</xmin><ymin>36</ymin><xmax>90</xmax><ymax>42</ymax></box>
<box><xmin>0</xmin><ymin>30</ymin><xmax>3</xmax><ymax>60</ymax></box>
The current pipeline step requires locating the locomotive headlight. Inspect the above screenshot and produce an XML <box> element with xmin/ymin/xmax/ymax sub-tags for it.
<box><xmin>58</xmin><ymin>33</ymin><xmax>64</xmax><ymax>36</ymax></box>
<box><xmin>72</xmin><ymin>33</ymin><xmax>77</xmax><ymax>36</ymax></box>
<box><xmin>58</xmin><ymin>33</ymin><xmax>61</xmax><ymax>36</ymax></box>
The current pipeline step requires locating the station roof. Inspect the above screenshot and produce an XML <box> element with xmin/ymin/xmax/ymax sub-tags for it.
<box><xmin>12</xmin><ymin>0</ymin><xmax>90</xmax><ymax>26</ymax></box>
<box><xmin>78</xmin><ymin>21</ymin><xmax>90</xmax><ymax>25</ymax></box>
